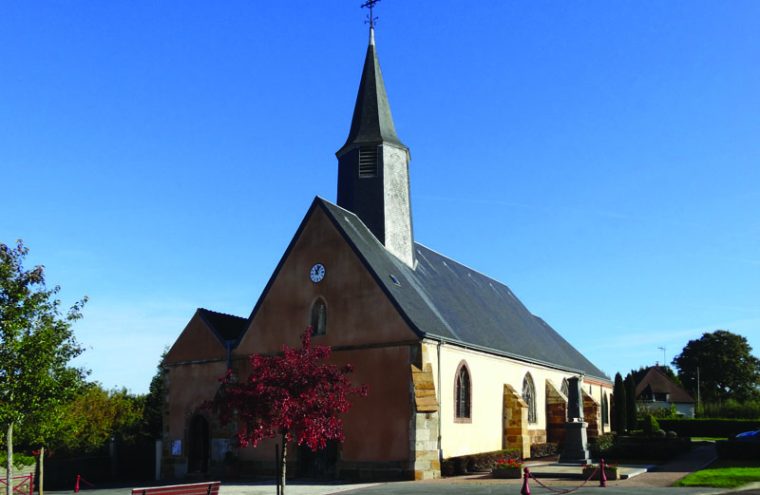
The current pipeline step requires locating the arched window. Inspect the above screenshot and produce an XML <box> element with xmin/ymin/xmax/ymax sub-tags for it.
<box><xmin>561</xmin><ymin>378</ymin><xmax>569</xmax><ymax>398</ymax></box>
<box><xmin>522</xmin><ymin>373</ymin><xmax>537</xmax><ymax>424</ymax></box>
<box><xmin>454</xmin><ymin>361</ymin><xmax>471</xmax><ymax>421</ymax></box>
<box><xmin>601</xmin><ymin>393</ymin><xmax>609</xmax><ymax>426</ymax></box>
<box><xmin>310</xmin><ymin>298</ymin><xmax>327</xmax><ymax>336</ymax></box>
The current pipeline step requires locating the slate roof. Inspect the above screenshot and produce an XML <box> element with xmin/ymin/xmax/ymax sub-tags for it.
<box><xmin>197</xmin><ymin>308</ymin><xmax>247</xmax><ymax>344</ymax></box>
<box><xmin>635</xmin><ymin>366</ymin><xmax>694</xmax><ymax>403</ymax></box>
<box><xmin>336</xmin><ymin>28</ymin><xmax>406</xmax><ymax>156</ymax></box>
<box><xmin>317</xmin><ymin>198</ymin><xmax>609</xmax><ymax>381</ymax></box>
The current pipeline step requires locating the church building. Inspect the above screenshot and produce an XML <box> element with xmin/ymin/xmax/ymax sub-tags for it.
<box><xmin>162</xmin><ymin>25</ymin><xmax>612</xmax><ymax>481</ymax></box>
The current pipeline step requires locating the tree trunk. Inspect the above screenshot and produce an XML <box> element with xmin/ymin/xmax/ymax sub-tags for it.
<box><xmin>280</xmin><ymin>434</ymin><xmax>287</xmax><ymax>495</ymax></box>
<box><xmin>6</xmin><ymin>422</ymin><xmax>13</xmax><ymax>495</ymax></box>
<box><xmin>39</xmin><ymin>447</ymin><xmax>45</xmax><ymax>495</ymax></box>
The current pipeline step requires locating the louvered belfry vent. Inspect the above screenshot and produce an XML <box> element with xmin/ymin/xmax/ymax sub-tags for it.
<box><xmin>358</xmin><ymin>146</ymin><xmax>379</xmax><ymax>178</ymax></box>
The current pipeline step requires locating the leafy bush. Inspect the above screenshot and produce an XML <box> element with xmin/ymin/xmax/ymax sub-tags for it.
<box><xmin>639</xmin><ymin>403</ymin><xmax>679</xmax><ymax>419</ymax></box>
<box><xmin>606</xmin><ymin>436</ymin><xmax>691</xmax><ymax>460</ymax></box>
<box><xmin>530</xmin><ymin>443</ymin><xmax>558</xmax><ymax>458</ymax></box>
<box><xmin>589</xmin><ymin>433</ymin><xmax>615</xmax><ymax>458</ymax></box>
<box><xmin>441</xmin><ymin>449</ymin><xmax>520</xmax><ymax>476</ymax></box>
<box><xmin>642</xmin><ymin>415</ymin><xmax>660</xmax><ymax>435</ymax></box>
<box><xmin>0</xmin><ymin>453</ymin><xmax>36</xmax><ymax>470</ymax></box>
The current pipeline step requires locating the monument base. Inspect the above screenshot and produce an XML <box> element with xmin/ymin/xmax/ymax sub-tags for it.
<box><xmin>558</xmin><ymin>421</ymin><xmax>590</xmax><ymax>464</ymax></box>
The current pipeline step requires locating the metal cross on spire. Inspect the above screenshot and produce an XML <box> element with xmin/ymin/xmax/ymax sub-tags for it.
<box><xmin>361</xmin><ymin>0</ymin><xmax>380</xmax><ymax>29</ymax></box>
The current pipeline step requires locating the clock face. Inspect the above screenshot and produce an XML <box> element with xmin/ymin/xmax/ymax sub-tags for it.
<box><xmin>309</xmin><ymin>263</ymin><xmax>325</xmax><ymax>283</ymax></box>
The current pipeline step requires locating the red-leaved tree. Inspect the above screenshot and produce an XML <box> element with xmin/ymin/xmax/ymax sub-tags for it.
<box><xmin>211</xmin><ymin>328</ymin><xmax>367</xmax><ymax>494</ymax></box>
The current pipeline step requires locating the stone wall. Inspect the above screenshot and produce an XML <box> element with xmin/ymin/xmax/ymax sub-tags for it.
<box><xmin>528</xmin><ymin>429</ymin><xmax>547</xmax><ymax>444</ymax></box>
<box><xmin>502</xmin><ymin>384</ymin><xmax>530</xmax><ymax>458</ymax></box>
<box><xmin>582</xmin><ymin>390</ymin><xmax>600</xmax><ymax>441</ymax></box>
<box><xmin>410</xmin><ymin>364</ymin><xmax>440</xmax><ymax>480</ymax></box>
<box><xmin>545</xmin><ymin>380</ymin><xmax>568</xmax><ymax>445</ymax></box>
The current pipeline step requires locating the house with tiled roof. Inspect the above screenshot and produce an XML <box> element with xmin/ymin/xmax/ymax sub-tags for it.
<box><xmin>635</xmin><ymin>366</ymin><xmax>695</xmax><ymax>418</ymax></box>
<box><xmin>161</xmin><ymin>25</ymin><xmax>612</xmax><ymax>481</ymax></box>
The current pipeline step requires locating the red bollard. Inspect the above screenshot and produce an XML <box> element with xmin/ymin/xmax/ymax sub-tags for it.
<box><xmin>520</xmin><ymin>467</ymin><xmax>531</xmax><ymax>495</ymax></box>
<box><xmin>599</xmin><ymin>458</ymin><xmax>607</xmax><ymax>487</ymax></box>
<box><xmin>75</xmin><ymin>474</ymin><xmax>81</xmax><ymax>493</ymax></box>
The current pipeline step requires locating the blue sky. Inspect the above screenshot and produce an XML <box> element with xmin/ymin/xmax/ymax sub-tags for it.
<box><xmin>2</xmin><ymin>1</ymin><xmax>758</xmax><ymax>394</ymax></box>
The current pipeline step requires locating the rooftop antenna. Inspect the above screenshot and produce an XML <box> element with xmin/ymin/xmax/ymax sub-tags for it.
<box><xmin>657</xmin><ymin>346</ymin><xmax>666</xmax><ymax>367</ymax></box>
<box><xmin>361</xmin><ymin>0</ymin><xmax>380</xmax><ymax>29</ymax></box>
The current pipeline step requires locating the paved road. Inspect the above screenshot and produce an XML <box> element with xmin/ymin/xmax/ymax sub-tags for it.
<box><xmin>46</xmin><ymin>442</ymin><xmax>754</xmax><ymax>495</ymax></box>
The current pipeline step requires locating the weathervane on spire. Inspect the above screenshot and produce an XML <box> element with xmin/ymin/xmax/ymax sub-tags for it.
<box><xmin>361</xmin><ymin>0</ymin><xmax>380</xmax><ymax>29</ymax></box>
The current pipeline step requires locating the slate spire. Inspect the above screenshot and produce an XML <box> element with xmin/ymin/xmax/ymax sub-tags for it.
<box><xmin>336</xmin><ymin>26</ymin><xmax>415</xmax><ymax>268</ymax></box>
<box><xmin>337</xmin><ymin>27</ymin><xmax>406</xmax><ymax>154</ymax></box>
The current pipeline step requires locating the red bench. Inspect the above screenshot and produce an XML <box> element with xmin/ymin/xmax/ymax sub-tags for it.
<box><xmin>131</xmin><ymin>481</ymin><xmax>221</xmax><ymax>495</ymax></box>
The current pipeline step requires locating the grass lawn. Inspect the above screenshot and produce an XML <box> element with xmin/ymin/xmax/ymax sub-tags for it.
<box><xmin>675</xmin><ymin>467</ymin><xmax>760</xmax><ymax>488</ymax></box>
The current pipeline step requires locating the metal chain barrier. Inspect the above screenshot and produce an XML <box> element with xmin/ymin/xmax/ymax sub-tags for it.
<box><xmin>521</xmin><ymin>465</ymin><xmax>601</xmax><ymax>495</ymax></box>
<box><xmin>74</xmin><ymin>474</ymin><xmax>97</xmax><ymax>493</ymax></box>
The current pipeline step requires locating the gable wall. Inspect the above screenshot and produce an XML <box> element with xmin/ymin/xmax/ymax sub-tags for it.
<box><xmin>164</xmin><ymin>314</ymin><xmax>227</xmax><ymax>364</ymax></box>
<box><xmin>233</xmin><ymin>206</ymin><xmax>420</xmax><ymax>465</ymax></box>
<box><xmin>237</xmin><ymin>205</ymin><xmax>418</xmax><ymax>354</ymax></box>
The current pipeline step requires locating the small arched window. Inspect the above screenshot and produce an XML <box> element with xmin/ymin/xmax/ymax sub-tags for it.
<box><xmin>561</xmin><ymin>378</ymin><xmax>569</xmax><ymax>398</ymax></box>
<box><xmin>454</xmin><ymin>361</ymin><xmax>471</xmax><ymax>420</ymax></box>
<box><xmin>601</xmin><ymin>393</ymin><xmax>609</xmax><ymax>426</ymax></box>
<box><xmin>522</xmin><ymin>373</ymin><xmax>537</xmax><ymax>424</ymax></box>
<box><xmin>310</xmin><ymin>298</ymin><xmax>327</xmax><ymax>336</ymax></box>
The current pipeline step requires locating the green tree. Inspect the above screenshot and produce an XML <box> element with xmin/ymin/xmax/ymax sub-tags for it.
<box><xmin>612</xmin><ymin>373</ymin><xmax>627</xmax><ymax>434</ymax></box>
<box><xmin>141</xmin><ymin>350</ymin><xmax>167</xmax><ymax>440</ymax></box>
<box><xmin>624</xmin><ymin>373</ymin><xmax>637</xmax><ymax>431</ymax></box>
<box><xmin>15</xmin><ymin>366</ymin><xmax>85</xmax><ymax>495</ymax></box>
<box><xmin>672</xmin><ymin>330</ymin><xmax>760</xmax><ymax>403</ymax></box>
<box><xmin>0</xmin><ymin>240</ymin><xmax>87</xmax><ymax>495</ymax></box>
<box><xmin>57</xmin><ymin>384</ymin><xmax>144</xmax><ymax>454</ymax></box>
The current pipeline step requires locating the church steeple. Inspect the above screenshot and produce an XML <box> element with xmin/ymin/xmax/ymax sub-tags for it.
<box><xmin>336</xmin><ymin>26</ymin><xmax>415</xmax><ymax>268</ymax></box>
<box><xmin>337</xmin><ymin>27</ymin><xmax>405</xmax><ymax>155</ymax></box>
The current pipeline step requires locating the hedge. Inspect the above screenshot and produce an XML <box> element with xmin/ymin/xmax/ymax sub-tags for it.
<box><xmin>606</xmin><ymin>436</ymin><xmax>691</xmax><ymax>461</ymax></box>
<box><xmin>441</xmin><ymin>449</ymin><xmax>520</xmax><ymax>476</ymax></box>
<box><xmin>657</xmin><ymin>419</ymin><xmax>760</xmax><ymax>438</ymax></box>
<box><xmin>530</xmin><ymin>443</ymin><xmax>559</xmax><ymax>458</ymax></box>
<box><xmin>716</xmin><ymin>439</ymin><xmax>760</xmax><ymax>460</ymax></box>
